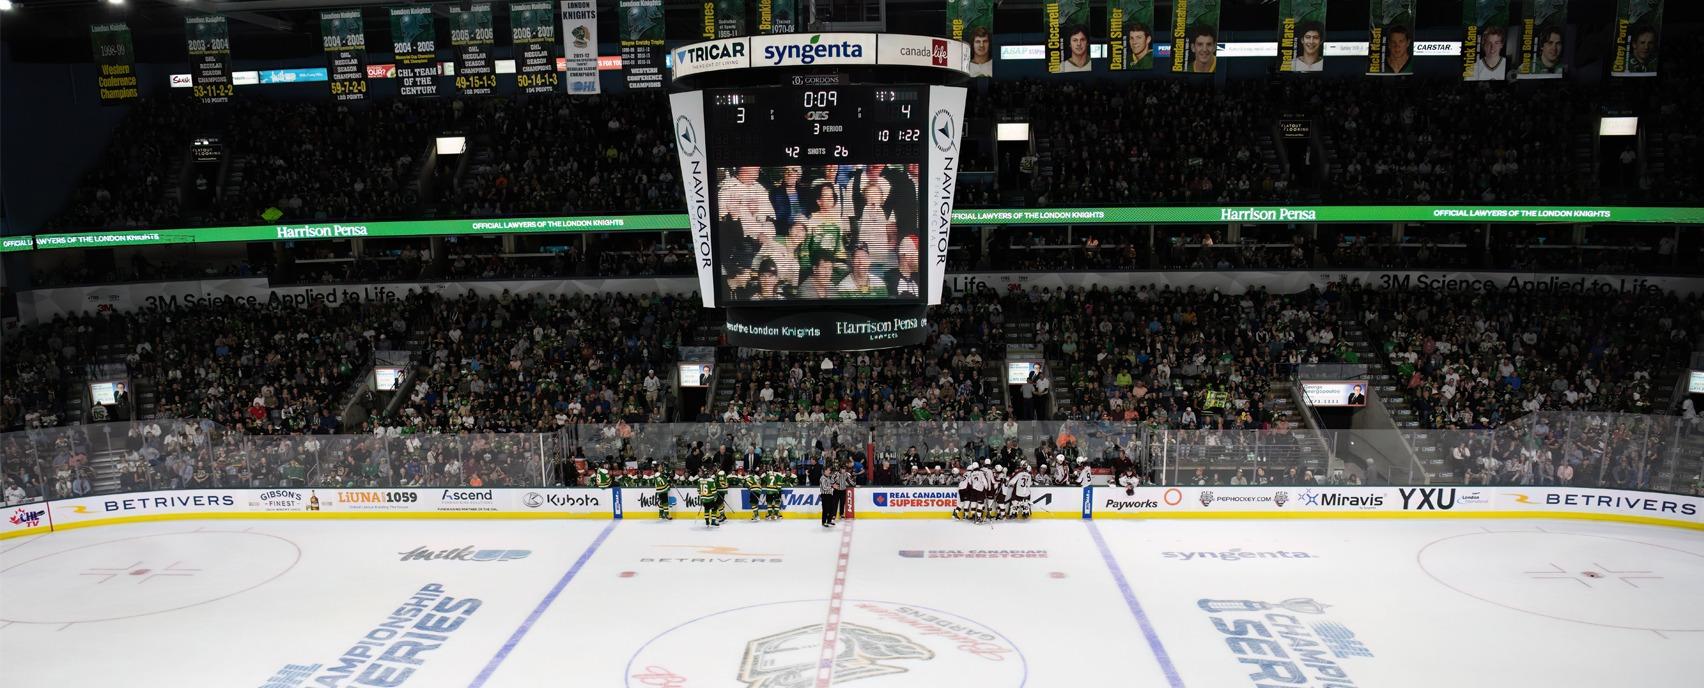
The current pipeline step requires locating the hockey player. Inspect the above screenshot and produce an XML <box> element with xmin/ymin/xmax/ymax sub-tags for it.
<box><xmin>696</xmin><ymin>468</ymin><xmax>722</xmax><ymax>527</ymax></box>
<box><xmin>652</xmin><ymin>463</ymin><xmax>674</xmax><ymax>520</ymax></box>
<box><xmin>978</xmin><ymin>462</ymin><xmax>999</xmax><ymax>521</ymax></box>
<box><xmin>952</xmin><ymin>467</ymin><xmax>969</xmax><ymax>520</ymax></box>
<box><xmin>1050</xmin><ymin>455</ymin><xmax>1070</xmax><ymax>486</ymax></box>
<box><xmin>994</xmin><ymin>465</ymin><xmax>1013</xmax><ymax>520</ymax></box>
<box><xmin>765</xmin><ymin>465</ymin><xmax>788</xmax><ymax>520</ymax></box>
<box><xmin>1075</xmin><ymin>457</ymin><xmax>1094</xmax><ymax>487</ymax></box>
<box><xmin>714</xmin><ymin>469</ymin><xmax>732</xmax><ymax>525</ymax></box>
<box><xmin>591</xmin><ymin>465</ymin><xmax>614</xmax><ymax>489</ymax></box>
<box><xmin>1011</xmin><ymin>462</ymin><xmax>1035</xmax><ymax>520</ymax></box>
<box><xmin>965</xmin><ymin>462</ymin><xmax>991</xmax><ymax>523</ymax></box>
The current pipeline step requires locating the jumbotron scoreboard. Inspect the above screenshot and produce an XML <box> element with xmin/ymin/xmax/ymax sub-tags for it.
<box><xmin>670</xmin><ymin>33</ymin><xmax>970</xmax><ymax>351</ymax></box>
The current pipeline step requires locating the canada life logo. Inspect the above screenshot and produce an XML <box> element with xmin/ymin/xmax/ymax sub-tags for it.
<box><xmin>932</xmin><ymin>39</ymin><xmax>949</xmax><ymax>66</ymax></box>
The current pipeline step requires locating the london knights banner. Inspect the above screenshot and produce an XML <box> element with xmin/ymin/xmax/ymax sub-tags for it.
<box><xmin>949</xmin><ymin>0</ymin><xmax>995</xmax><ymax>77</ymax></box>
<box><xmin>390</xmin><ymin>6</ymin><xmax>440</xmax><ymax>97</ymax></box>
<box><xmin>758</xmin><ymin>0</ymin><xmax>798</xmax><ymax>34</ymax></box>
<box><xmin>619</xmin><ymin>0</ymin><xmax>665</xmax><ymax>89</ymax></box>
<box><xmin>1610</xmin><ymin>0</ymin><xmax>1661</xmax><ymax>77</ymax></box>
<box><xmin>562</xmin><ymin>1</ymin><xmax>600</xmax><ymax>94</ymax></box>
<box><xmin>1368</xmin><ymin>0</ymin><xmax>1416</xmax><ymax>76</ymax></box>
<box><xmin>321</xmin><ymin>10</ymin><xmax>368</xmax><ymax>101</ymax></box>
<box><xmin>705</xmin><ymin>0</ymin><xmax>747</xmax><ymax>39</ymax></box>
<box><xmin>511</xmin><ymin>3</ymin><xmax>559</xmax><ymax>93</ymax></box>
<box><xmin>91</xmin><ymin>23</ymin><xmax>139</xmax><ymax>106</ymax></box>
<box><xmin>449</xmin><ymin>3</ymin><xmax>497</xmax><ymax>95</ymax></box>
<box><xmin>185</xmin><ymin>15</ymin><xmax>233</xmax><ymax>104</ymax></box>
<box><xmin>1172</xmin><ymin>0</ymin><xmax>1221</xmax><ymax>73</ymax></box>
<box><xmin>1278</xmin><ymin>0</ymin><xmax>1327</xmax><ymax>73</ymax></box>
<box><xmin>1518</xmin><ymin>0</ymin><xmax>1567</xmax><ymax>79</ymax></box>
<box><xmin>1463</xmin><ymin>0</ymin><xmax>1511</xmax><ymax>81</ymax></box>
<box><xmin>1109</xmin><ymin>0</ymin><xmax>1155</xmax><ymax>71</ymax></box>
<box><xmin>1045</xmin><ymin>0</ymin><xmax>1092</xmax><ymax>73</ymax></box>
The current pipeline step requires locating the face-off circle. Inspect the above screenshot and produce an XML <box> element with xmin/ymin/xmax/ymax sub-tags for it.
<box><xmin>1418</xmin><ymin>530</ymin><xmax>1704</xmax><ymax>632</ymax></box>
<box><xmin>0</xmin><ymin>530</ymin><xmax>301</xmax><ymax>625</ymax></box>
<box><xmin>626</xmin><ymin>599</ymin><xmax>1027</xmax><ymax>687</ymax></box>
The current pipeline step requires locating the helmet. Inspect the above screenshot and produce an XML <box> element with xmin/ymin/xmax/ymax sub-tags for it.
<box><xmin>1055</xmin><ymin>454</ymin><xmax>1066</xmax><ymax>462</ymax></box>
<box><xmin>996</xmin><ymin>465</ymin><xmax>1007</xmax><ymax>472</ymax></box>
<box><xmin>968</xmin><ymin>462</ymin><xmax>979</xmax><ymax>470</ymax></box>
<box><xmin>1077</xmin><ymin>457</ymin><xmax>1088</xmax><ymax>464</ymax></box>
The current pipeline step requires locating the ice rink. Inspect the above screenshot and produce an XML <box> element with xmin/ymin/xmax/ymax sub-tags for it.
<box><xmin>3</xmin><ymin>516</ymin><xmax>1702</xmax><ymax>687</ymax></box>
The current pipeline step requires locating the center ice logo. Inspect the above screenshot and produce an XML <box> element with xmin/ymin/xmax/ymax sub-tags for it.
<box><xmin>1197</xmin><ymin>597</ymin><xmax>1375</xmax><ymax>685</ymax></box>
<box><xmin>626</xmin><ymin>600</ymin><xmax>1026</xmax><ymax>687</ymax></box>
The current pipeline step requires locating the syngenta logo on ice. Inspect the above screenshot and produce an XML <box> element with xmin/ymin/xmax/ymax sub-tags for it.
<box><xmin>762</xmin><ymin>34</ymin><xmax>865</xmax><ymax>66</ymax></box>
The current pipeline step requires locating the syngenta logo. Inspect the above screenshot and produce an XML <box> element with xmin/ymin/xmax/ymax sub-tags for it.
<box><xmin>1164</xmin><ymin>549</ymin><xmax>1318</xmax><ymax>561</ymax></box>
<box><xmin>762</xmin><ymin>34</ymin><xmax>864</xmax><ymax>65</ymax></box>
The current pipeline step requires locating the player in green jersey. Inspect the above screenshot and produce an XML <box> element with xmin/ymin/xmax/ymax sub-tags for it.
<box><xmin>651</xmin><ymin>463</ymin><xmax>674</xmax><ymax>520</ymax></box>
<box><xmin>696</xmin><ymin>468</ymin><xmax>721</xmax><ymax>527</ymax></box>
<box><xmin>591</xmin><ymin>466</ymin><xmax>613</xmax><ymax>489</ymax></box>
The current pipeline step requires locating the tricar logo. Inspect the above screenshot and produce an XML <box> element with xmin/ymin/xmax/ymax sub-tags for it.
<box><xmin>931</xmin><ymin>39</ymin><xmax>949</xmax><ymax>66</ymax></box>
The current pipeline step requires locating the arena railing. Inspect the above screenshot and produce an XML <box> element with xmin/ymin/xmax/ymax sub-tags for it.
<box><xmin>4</xmin><ymin>414</ymin><xmax>1699</xmax><ymax>506</ymax></box>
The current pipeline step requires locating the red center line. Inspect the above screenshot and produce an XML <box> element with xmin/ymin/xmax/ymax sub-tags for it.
<box><xmin>814</xmin><ymin>520</ymin><xmax>855</xmax><ymax>688</ymax></box>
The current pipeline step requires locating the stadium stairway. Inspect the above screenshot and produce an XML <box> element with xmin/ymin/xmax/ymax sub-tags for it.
<box><xmin>1338</xmin><ymin>318</ymin><xmax>1455</xmax><ymax>481</ymax></box>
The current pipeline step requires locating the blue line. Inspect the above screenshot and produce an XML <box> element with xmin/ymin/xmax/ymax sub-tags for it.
<box><xmin>468</xmin><ymin>520</ymin><xmax>618</xmax><ymax>687</ymax></box>
<box><xmin>1086</xmin><ymin>520</ymin><xmax>1185</xmax><ymax>688</ymax></box>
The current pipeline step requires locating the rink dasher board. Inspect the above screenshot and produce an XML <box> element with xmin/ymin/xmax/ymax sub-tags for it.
<box><xmin>3</xmin><ymin>485</ymin><xmax>1699</xmax><ymax>539</ymax></box>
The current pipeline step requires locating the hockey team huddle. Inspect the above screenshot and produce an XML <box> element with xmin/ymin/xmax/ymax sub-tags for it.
<box><xmin>586</xmin><ymin>463</ymin><xmax>798</xmax><ymax>526</ymax></box>
<box><xmin>952</xmin><ymin>455</ymin><xmax>1095</xmax><ymax>523</ymax></box>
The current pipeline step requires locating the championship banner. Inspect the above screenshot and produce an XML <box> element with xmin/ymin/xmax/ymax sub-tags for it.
<box><xmin>561</xmin><ymin>1</ymin><xmax>601</xmax><ymax>94</ymax></box>
<box><xmin>1278</xmin><ymin>0</ymin><xmax>1327</xmax><ymax>73</ymax></box>
<box><xmin>759</xmin><ymin>0</ymin><xmax>799</xmax><ymax>34</ymax></box>
<box><xmin>1463</xmin><ymin>0</ymin><xmax>1511</xmax><ymax>81</ymax></box>
<box><xmin>1109</xmin><ymin>0</ymin><xmax>1155</xmax><ymax>71</ymax></box>
<box><xmin>708</xmin><ymin>0</ymin><xmax>746</xmax><ymax>39</ymax></box>
<box><xmin>1045</xmin><ymin>0</ymin><xmax>1092</xmax><ymax>73</ymax></box>
<box><xmin>321</xmin><ymin>10</ymin><xmax>368</xmax><ymax>101</ymax></box>
<box><xmin>1171</xmin><ymin>0</ymin><xmax>1221</xmax><ymax>73</ymax></box>
<box><xmin>390</xmin><ymin>6</ymin><xmax>440</xmax><ymax>97</ymax></box>
<box><xmin>619</xmin><ymin>0</ymin><xmax>665</xmax><ymax>89</ymax></box>
<box><xmin>449</xmin><ymin>3</ymin><xmax>496</xmax><ymax>96</ymax></box>
<box><xmin>185</xmin><ymin>16</ymin><xmax>233</xmax><ymax>104</ymax></box>
<box><xmin>511</xmin><ymin>2</ymin><xmax>559</xmax><ymax>93</ymax></box>
<box><xmin>1518</xmin><ymin>0</ymin><xmax>1567</xmax><ymax>78</ymax></box>
<box><xmin>91</xmin><ymin>23</ymin><xmax>139</xmax><ymax>106</ymax></box>
<box><xmin>949</xmin><ymin>0</ymin><xmax>995</xmax><ymax>77</ymax></box>
<box><xmin>1611</xmin><ymin>0</ymin><xmax>1661</xmax><ymax>77</ymax></box>
<box><xmin>1368</xmin><ymin>0</ymin><xmax>1417</xmax><ymax>76</ymax></box>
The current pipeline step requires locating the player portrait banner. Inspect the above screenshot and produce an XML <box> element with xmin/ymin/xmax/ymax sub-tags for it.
<box><xmin>1519</xmin><ymin>0</ymin><xmax>1567</xmax><ymax>78</ymax></box>
<box><xmin>619</xmin><ymin>0</ymin><xmax>666</xmax><ymax>89</ymax></box>
<box><xmin>91</xmin><ymin>23</ymin><xmax>139</xmax><ymax>106</ymax></box>
<box><xmin>1045</xmin><ymin>0</ymin><xmax>1092</xmax><ymax>73</ymax></box>
<box><xmin>707</xmin><ymin>0</ymin><xmax>747</xmax><ymax>39</ymax></box>
<box><xmin>321</xmin><ymin>10</ymin><xmax>368</xmax><ymax>101</ymax></box>
<box><xmin>759</xmin><ymin>0</ymin><xmax>799</xmax><ymax>34</ymax></box>
<box><xmin>1368</xmin><ymin>0</ymin><xmax>1417</xmax><ymax>76</ymax></box>
<box><xmin>1463</xmin><ymin>0</ymin><xmax>1511</xmax><ymax>81</ymax></box>
<box><xmin>1611</xmin><ymin>0</ymin><xmax>1661</xmax><ymax>77</ymax></box>
<box><xmin>1172</xmin><ymin>0</ymin><xmax>1221</xmax><ymax>73</ymax></box>
<box><xmin>1278</xmin><ymin>0</ymin><xmax>1327</xmax><ymax>73</ymax></box>
<box><xmin>561</xmin><ymin>1</ymin><xmax>600</xmax><ymax>94</ymax></box>
<box><xmin>1109</xmin><ymin>0</ymin><xmax>1155</xmax><ymax>71</ymax></box>
<box><xmin>949</xmin><ymin>0</ymin><xmax>995</xmax><ymax>77</ymax></box>
<box><xmin>390</xmin><ymin>6</ymin><xmax>440</xmax><ymax>97</ymax></box>
<box><xmin>511</xmin><ymin>3</ymin><xmax>559</xmax><ymax>94</ymax></box>
<box><xmin>450</xmin><ymin>3</ymin><xmax>496</xmax><ymax>96</ymax></box>
<box><xmin>185</xmin><ymin>16</ymin><xmax>233</xmax><ymax>104</ymax></box>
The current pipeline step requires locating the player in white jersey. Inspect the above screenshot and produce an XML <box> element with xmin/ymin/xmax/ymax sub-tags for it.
<box><xmin>1051</xmin><ymin>454</ymin><xmax>1070</xmax><ymax>486</ymax></box>
<box><xmin>952</xmin><ymin>467</ymin><xmax>971</xmax><ymax>520</ymax></box>
<box><xmin>977</xmin><ymin>463</ymin><xmax>998</xmax><ymax>521</ymax></box>
<box><xmin>993</xmin><ymin>465</ymin><xmax>1012</xmax><ymax>520</ymax></box>
<box><xmin>1075</xmin><ymin>457</ymin><xmax>1094</xmax><ymax>487</ymax></box>
<box><xmin>965</xmin><ymin>463</ymin><xmax>992</xmax><ymax>523</ymax></box>
<box><xmin>1010</xmin><ymin>463</ymin><xmax>1035</xmax><ymax>519</ymax></box>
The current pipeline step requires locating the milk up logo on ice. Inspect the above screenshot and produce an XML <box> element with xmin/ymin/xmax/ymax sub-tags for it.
<box><xmin>1197</xmin><ymin>597</ymin><xmax>1374</xmax><ymax>686</ymax></box>
<box><xmin>626</xmin><ymin>600</ymin><xmax>1025</xmax><ymax>687</ymax></box>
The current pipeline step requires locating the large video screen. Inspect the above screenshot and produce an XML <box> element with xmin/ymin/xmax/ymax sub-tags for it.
<box><xmin>1302</xmin><ymin>381</ymin><xmax>1369</xmax><ymax>407</ymax></box>
<box><xmin>717</xmin><ymin>164</ymin><xmax>922</xmax><ymax>303</ymax></box>
<box><xmin>705</xmin><ymin>85</ymin><xmax>931</xmax><ymax>306</ymax></box>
